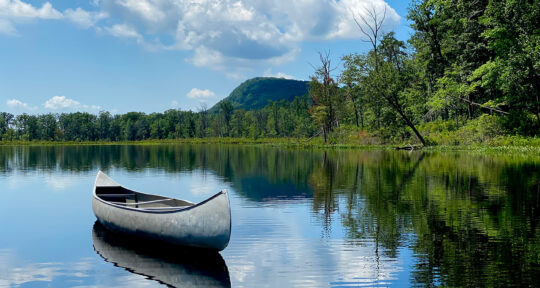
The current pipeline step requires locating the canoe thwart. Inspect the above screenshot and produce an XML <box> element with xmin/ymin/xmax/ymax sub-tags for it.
<box><xmin>109</xmin><ymin>199</ymin><xmax>174</xmax><ymax>206</ymax></box>
<box><xmin>97</xmin><ymin>194</ymin><xmax>137</xmax><ymax>197</ymax></box>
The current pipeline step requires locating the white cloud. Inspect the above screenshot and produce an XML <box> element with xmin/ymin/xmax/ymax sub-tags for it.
<box><xmin>64</xmin><ymin>7</ymin><xmax>107</xmax><ymax>29</ymax></box>
<box><xmin>187</xmin><ymin>88</ymin><xmax>215</xmax><ymax>100</ymax></box>
<box><xmin>43</xmin><ymin>96</ymin><xmax>101</xmax><ymax>111</ymax></box>
<box><xmin>117</xmin><ymin>0</ymin><xmax>166</xmax><ymax>23</ymax></box>
<box><xmin>95</xmin><ymin>0</ymin><xmax>400</xmax><ymax>72</ymax></box>
<box><xmin>0</xmin><ymin>0</ymin><xmax>62</xmax><ymax>19</ymax></box>
<box><xmin>263</xmin><ymin>69</ymin><xmax>295</xmax><ymax>80</ymax></box>
<box><xmin>1</xmin><ymin>0</ymin><xmax>401</xmax><ymax>75</ymax></box>
<box><xmin>0</xmin><ymin>1</ymin><xmax>106</xmax><ymax>35</ymax></box>
<box><xmin>44</xmin><ymin>96</ymin><xmax>79</xmax><ymax>110</ymax></box>
<box><xmin>103</xmin><ymin>23</ymin><xmax>142</xmax><ymax>43</ymax></box>
<box><xmin>6</xmin><ymin>99</ymin><xmax>37</xmax><ymax>111</ymax></box>
<box><xmin>0</xmin><ymin>18</ymin><xmax>15</xmax><ymax>34</ymax></box>
<box><xmin>189</xmin><ymin>46</ymin><xmax>224</xmax><ymax>68</ymax></box>
<box><xmin>0</xmin><ymin>0</ymin><xmax>62</xmax><ymax>35</ymax></box>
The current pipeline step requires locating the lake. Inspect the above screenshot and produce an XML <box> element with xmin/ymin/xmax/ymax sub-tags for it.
<box><xmin>0</xmin><ymin>144</ymin><xmax>539</xmax><ymax>287</ymax></box>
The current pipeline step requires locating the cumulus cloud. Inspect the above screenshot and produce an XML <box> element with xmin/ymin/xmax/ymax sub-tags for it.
<box><xmin>64</xmin><ymin>7</ymin><xmax>107</xmax><ymax>29</ymax></box>
<box><xmin>189</xmin><ymin>46</ymin><xmax>224</xmax><ymax>68</ymax></box>
<box><xmin>43</xmin><ymin>96</ymin><xmax>101</xmax><ymax>111</ymax></box>
<box><xmin>103</xmin><ymin>23</ymin><xmax>142</xmax><ymax>43</ymax></box>
<box><xmin>0</xmin><ymin>0</ymin><xmax>62</xmax><ymax>19</ymax></box>
<box><xmin>96</xmin><ymin>0</ymin><xmax>400</xmax><ymax>72</ymax></box>
<box><xmin>0</xmin><ymin>18</ymin><xmax>16</xmax><ymax>34</ymax></box>
<box><xmin>263</xmin><ymin>69</ymin><xmax>295</xmax><ymax>80</ymax></box>
<box><xmin>0</xmin><ymin>0</ymin><xmax>62</xmax><ymax>35</ymax></box>
<box><xmin>1</xmin><ymin>0</ymin><xmax>400</xmax><ymax>75</ymax></box>
<box><xmin>6</xmin><ymin>99</ymin><xmax>37</xmax><ymax>111</ymax></box>
<box><xmin>117</xmin><ymin>0</ymin><xmax>166</xmax><ymax>23</ymax></box>
<box><xmin>187</xmin><ymin>88</ymin><xmax>216</xmax><ymax>100</ymax></box>
<box><xmin>0</xmin><ymin>1</ymin><xmax>107</xmax><ymax>35</ymax></box>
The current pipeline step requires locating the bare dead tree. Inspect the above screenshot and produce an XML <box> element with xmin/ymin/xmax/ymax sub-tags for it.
<box><xmin>353</xmin><ymin>5</ymin><xmax>387</xmax><ymax>61</ymax></box>
<box><xmin>352</xmin><ymin>5</ymin><xmax>427</xmax><ymax>146</ymax></box>
<box><xmin>198</xmin><ymin>102</ymin><xmax>208</xmax><ymax>113</ymax></box>
<box><xmin>309</xmin><ymin>51</ymin><xmax>341</xmax><ymax>142</ymax></box>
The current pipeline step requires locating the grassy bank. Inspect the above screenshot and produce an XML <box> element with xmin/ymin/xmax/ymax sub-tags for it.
<box><xmin>0</xmin><ymin>137</ymin><xmax>388</xmax><ymax>150</ymax></box>
<box><xmin>0</xmin><ymin>135</ymin><xmax>539</xmax><ymax>154</ymax></box>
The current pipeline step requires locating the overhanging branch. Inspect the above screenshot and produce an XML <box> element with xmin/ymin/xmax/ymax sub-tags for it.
<box><xmin>459</xmin><ymin>98</ymin><xmax>509</xmax><ymax>115</ymax></box>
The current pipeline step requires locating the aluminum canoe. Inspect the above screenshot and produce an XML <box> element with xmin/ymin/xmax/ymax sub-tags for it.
<box><xmin>92</xmin><ymin>171</ymin><xmax>231</xmax><ymax>251</ymax></box>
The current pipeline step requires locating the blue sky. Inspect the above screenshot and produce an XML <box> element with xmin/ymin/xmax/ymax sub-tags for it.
<box><xmin>0</xmin><ymin>0</ymin><xmax>412</xmax><ymax>114</ymax></box>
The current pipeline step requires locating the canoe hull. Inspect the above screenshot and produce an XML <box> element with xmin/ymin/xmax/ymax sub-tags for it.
<box><xmin>92</xmin><ymin>187</ymin><xmax>231</xmax><ymax>251</ymax></box>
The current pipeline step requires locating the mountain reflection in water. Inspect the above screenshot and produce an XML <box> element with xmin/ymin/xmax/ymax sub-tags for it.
<box><xmin>1</xmin><ymin>145</ymin><xmax>539</xmax><ymax>287</ymax></box>
<box><xmin>92</xmin><ymin>222</ymin><xmax>231</xmax><ymax>288</ymax></box>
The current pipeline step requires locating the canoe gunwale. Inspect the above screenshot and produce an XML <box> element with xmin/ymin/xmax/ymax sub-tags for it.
<box><xmin>92</xmin><ymin>171</ymin><xmax>228</xmax><ymax>214</ymax></box>
<box><xmin>93</xmin><ymin>188</ymin><xmax>227</xmax><ymax>214</ymax></box>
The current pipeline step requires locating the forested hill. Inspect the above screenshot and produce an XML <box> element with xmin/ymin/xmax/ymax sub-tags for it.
<box><xmin>209</xmin><ymin>77</ymin><xmax>309</xmax><ymax>112</ymax></box>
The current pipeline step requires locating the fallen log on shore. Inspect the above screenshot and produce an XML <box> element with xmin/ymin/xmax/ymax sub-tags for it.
<box><xmin>395</xmin><ymin>144</ymin><xmax>422</xmax><ymax>150</ymax></box>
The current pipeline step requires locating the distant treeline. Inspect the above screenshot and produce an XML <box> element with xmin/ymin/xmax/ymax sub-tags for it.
<box><xmin>1</xmin><ymin>0</ymin><xmax>538</xmax><ymax>144</ymax></box>
<box><xmin>0</xmin><ymin>96</ymin><xmax>315</xmax><ymax>141</ymax></box>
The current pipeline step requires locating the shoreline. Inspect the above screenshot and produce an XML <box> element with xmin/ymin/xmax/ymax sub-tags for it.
<box><xmin>0</xmin><ymin>137</ymin><xmax>539</xmax><ymax>154</ymax></box>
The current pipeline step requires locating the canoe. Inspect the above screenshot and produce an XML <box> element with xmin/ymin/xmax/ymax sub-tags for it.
<box><xmin>92</xmin><ymin>171</ymin><xmax>231</xmax><ymax>251</ymax></box>
<box><xmin>92</xmin><ymin>221</ymin><xmax>231</xmax><ymax>288</ymax></box>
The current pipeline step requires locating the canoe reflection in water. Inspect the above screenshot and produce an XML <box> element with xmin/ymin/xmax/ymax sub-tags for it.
<box><xmin>92</xmin><ymin>221</ymin><xmax>231</xmax><ymax>288</ymax></box>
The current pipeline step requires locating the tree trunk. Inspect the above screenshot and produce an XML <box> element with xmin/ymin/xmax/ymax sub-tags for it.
<box><xmin>354</xmin><ymin>107</ymin><xmax>360</xmax><ymax>127</ymax></box>
<box><xmin>394</xmin><ymin>104</ymin><xmax>426</xmax><ymax>146</ymax></box>
<box><xmin>531</xmin><ymin>63</ymin><xmax>540</xmax><ymax>129</ymax></box>
<box><xmin>467</xmin><ymin>95</ymin><xmax>472</xmax><ymax>119</ymax></box>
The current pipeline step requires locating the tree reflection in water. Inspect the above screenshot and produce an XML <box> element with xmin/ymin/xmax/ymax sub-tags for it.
<box><xmin>308</xmin><ymin>150</ymin><xmax>540</xmax><ymax>287</ymax></box>
<box><xmin>0</xmin><ymin>145</ymin><xmax>538</xmax><ymax>286</ymax></box>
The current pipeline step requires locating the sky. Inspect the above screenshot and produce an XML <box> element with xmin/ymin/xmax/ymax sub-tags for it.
<box><xmin>0</xmin><ymin>0</ymin><xmax>412</xmax><ymax>114</ymax></box>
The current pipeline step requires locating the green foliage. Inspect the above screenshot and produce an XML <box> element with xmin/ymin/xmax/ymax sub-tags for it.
<box><xmin>408</xmin><ymin>0</ymin><xmax>539</xmax><ymax>134</ymax></box>
<box><xmin>308</xmin><ymin>52</ymin><xmax>346</xmax><ymax>142</ymax></box>
<box><xmin>327</xmin><ymin>125</ymin><xmax>383</xmax><ymax>145</ymax></box>
<box><xmin>419</xmin><ymin>114</ymin><xmax>507</xmax><ymax>145</ymax></box>
<box><xmin>341</xmin><ymin>32</ymin><xmax>428</xmax><ymax>145</ymax></box>
<box><xmin>1</xmin><ymin>1</ymin><xmax>538</xmax><ymax>145</ymax></box>
<box><xmin>0</xmin><ymin>94</ymin><xmax>316</xmax><ymax>142</ymax></box>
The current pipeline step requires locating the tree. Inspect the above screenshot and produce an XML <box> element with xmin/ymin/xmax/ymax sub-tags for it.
<box><xmin>352</xmin><ymin>6</ymin><xmax>427</xmax><ymax>145</ymax></box>
<box><xmin>0</xmin><ymin>112</ymin><xmax>14</xmax><ymax>139</ymax></box>
<box><xmin>98</xmin><ymin>111</ymin><xmax>112</xmax><ymax>140</ymax></box>
<box><xmin>341</xmin><ymin>54</ymin><xmax>366</xmax><ymax>128</ymax></box>
<box><xmin>198</xmin><ymin>103</ymin><xmax>209</xmax><ymax>138</ymax></box>
<box><xmin>15</xmin><ymin>114</ymin><xmax>39</xmax><ymax>140</ymax></box>
<box><xmin>309</xmin><ymin>51</ymin><xmax>343</xmax><ymax>142</ymax></box>
<box><xmin>38</xmin><ymin>113</ymin><xmax>57</xmax><ymax>140</ymax></box>
<box><xmin>474</xmin><ymin>0</ymin><xmax>540</xmax><ymax>132</ymax></box>
<box><xmin>219</xmin><ymin>101</ymin><xmax>234</xmax><ymax>137</ymax></box>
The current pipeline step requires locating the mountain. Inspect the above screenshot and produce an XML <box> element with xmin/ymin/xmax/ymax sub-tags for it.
<box><xmin>210</xmin><ymin>77</ymin><xmax>309</xmax><ymax>112</ymax></box>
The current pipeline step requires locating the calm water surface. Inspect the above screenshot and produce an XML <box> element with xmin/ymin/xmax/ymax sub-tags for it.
<box><xmin>0</xmin><ymin>145</ymin><xmax>539</xmax><ymax>287</ymax></box>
